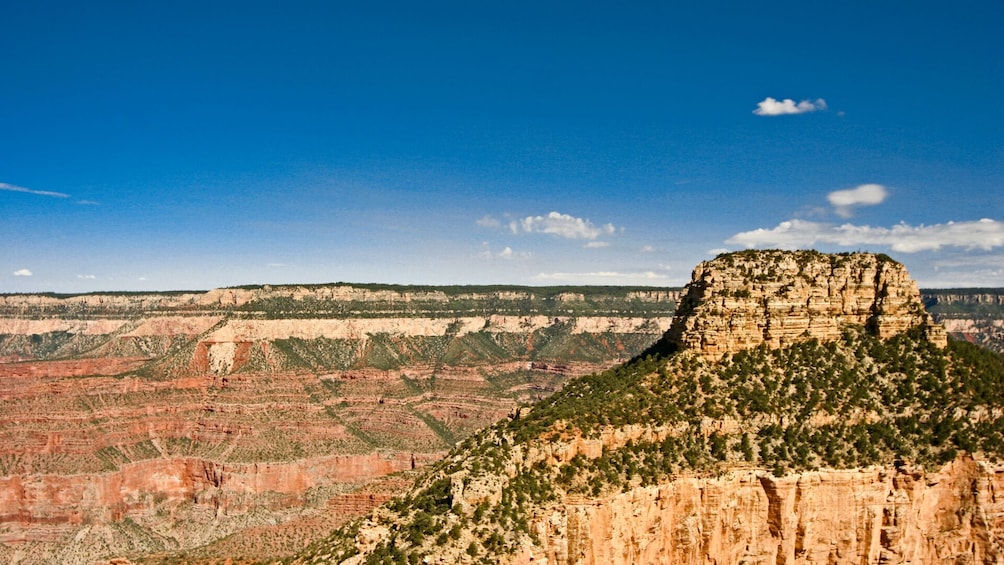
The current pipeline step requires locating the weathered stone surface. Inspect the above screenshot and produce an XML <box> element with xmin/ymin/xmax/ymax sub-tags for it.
<box><xmin>518</xmin><ymin>456</ymin><xmax>1004</xmax><ymax>565</ymax></box>
<box><xmin>0</xmin><ymin>452</ymin><xmax>428</xmax><ymax>538</ymax></box>
<box><xmin>665</xmin><ymin>251</ymin><xmax>947</xmax><ymax>359</ymax></box>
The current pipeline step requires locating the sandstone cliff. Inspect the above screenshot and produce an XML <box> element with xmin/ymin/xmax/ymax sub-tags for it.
<box><xmin>666</xmin><ymin>250</ymin><xmax>946</xmax><ymax>358</ymax></box>
<box><xmin>519</xmin><ymin>456</ymin><xmax>1004</xmax><ymax>565</ymax></box>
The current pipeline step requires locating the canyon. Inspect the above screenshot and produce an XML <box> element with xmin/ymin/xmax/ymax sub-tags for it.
<box><xmin>0</xmin><ymin>271</ymin><xmax>1002</xmax><ymax>563</ymax></box>
<box><xmin>307</xmin><ymin>251</ymin><xmax>1004</xmax><ymax>565</ymax></box>
<box><xmin>0</xmin><ymin>285</ymin><xmax>677</xmax><ymax>563</ymax></box>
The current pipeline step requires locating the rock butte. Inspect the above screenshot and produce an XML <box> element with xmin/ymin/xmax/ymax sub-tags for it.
<box><xmin>666</xmin><ymin>250</ymin><xmax>947</xmax><ymax>358</ymax></box>
<box><xmin>513</xmin><ymin>252</ymin><xmax>997</xmax><ymax>565</ymax></box>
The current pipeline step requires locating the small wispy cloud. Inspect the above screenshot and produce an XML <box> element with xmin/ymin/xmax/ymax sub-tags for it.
<box><xmin>533</xmin><ymin>270</ymin><xmax>672</xmax><ymax>285</ymax></box>
<box><xmin>753</xmin><ymin>97</ymin><xmax>827</xmax><ymax>116</ymax></box>
<box><xmin>497</xmin><ymin>246</ymin><xmax>529</xmax><ymax>260</ymax></box>
<box><xmin>827</xmin><ymin>183</ymin><xmax>888</xmax><ymax>218</ymax></box>
<box><xmin>584</xmin><ymin>241</ymin><xmax>610</xmax><ymax>249</ymax></box>
<box><xmin>640</xmin><ymin>245</ymin><xmax>655</xmax><ymax>253</ymax></box>
<box><xmin>726</xmin><ymin>218</ymin><xmax>1004</xmax><ymax>253</ymax></box>
<box><xmin>13</xmin><ymin>269</ymin><xmax>33</xmax><ymax>277</ymax></box>
<box><xmin>478</xmin><ymin>243</ymin><xmax>530</xmax><ymax>261</ymax></box>
<box><xmin>510</xmin><ymin>211</ymin><xmax>616</xmax><ymax>240</ymax></box>
<box><xmin>76</xmin><ymin>274</ymin><xmax>96</xmax><ymax>280</ymax></box>
<box><xmin>1</xmin><ymin>182</ymin><xmax>70</xmax><ymax>198</ymax></box>
<box><xmin>476</xmin><ymin>215</ymin><xmax>502</xmax><ymax>229</ymax></box>
<box><xmin>267</xmin><ymin>263</ymin><xmax>289</xmax><ymax>268</ymax></box>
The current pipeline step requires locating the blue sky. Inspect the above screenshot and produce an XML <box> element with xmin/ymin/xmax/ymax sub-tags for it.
<box><xmin>2</xmin><ymin>1</ymin><xmax>1002</xmax><ymax>292</ymax></box>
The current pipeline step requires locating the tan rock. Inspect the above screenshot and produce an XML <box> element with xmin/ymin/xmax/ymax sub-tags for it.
<box><xmin>518</xmin><ymin>457</ymin><xmax>1004</xmax><ymax>565</ymax></box>
<box><xmin>665</xmin><ymin>251</ymin><xmax>947</xmax><ymax>359</ymax></box>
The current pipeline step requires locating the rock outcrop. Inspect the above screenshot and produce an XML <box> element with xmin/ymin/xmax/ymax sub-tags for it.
<box><xmin>520</xmin><ymin>456</ymin><xmax>1004</xmax><ymax>565</ymax></box>
<box><xmin>665</xmin><ymin>250</ymin><xmax>947</xmax><ymax>359</ymax></box>
<box><xmin>0</xmin><ymin>453</ymin><xmax>428</xmax><ymax>539</ymax></box>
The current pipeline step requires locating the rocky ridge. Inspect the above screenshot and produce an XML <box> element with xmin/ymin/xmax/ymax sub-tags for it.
<box><xmin>304</xmin><ymin>251</ymin><xmax>1004</xmax><ymax>565</ymax></box>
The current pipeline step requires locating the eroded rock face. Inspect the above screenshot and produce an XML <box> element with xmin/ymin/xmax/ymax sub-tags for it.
<box><xmin>520</xmin><ymin>456</ymin><xmax>1004</xmax><ymax>565</ymax></box>
<box><xmin>0</xmin><ymin>453</ymin><xmax>426</xmax><ymax>539</ymax></box>
<box><xmin>665</xmin><ymin>251</ymin><xmax>947</xmax><ymax>359</ymax></box>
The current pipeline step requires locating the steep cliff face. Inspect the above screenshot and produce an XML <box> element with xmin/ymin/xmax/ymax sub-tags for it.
<box><xmin>0</xmin><ymin>453</ymin><xmax>427</xmax><ymax>536</ymax></box>
<box><xmin>520</xmin><ymin>457</ymin><xmax>1004</xmax><ymax>565</ymax></box>
<box><xmin>666</xmin><ymin>250</ymin><xmax>946</xmax><ymax>359</ymax></box>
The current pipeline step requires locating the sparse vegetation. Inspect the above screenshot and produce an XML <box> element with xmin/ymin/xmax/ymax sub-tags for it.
<box><xmin>300</xmin><ymin>324</ymin><xmax>1004</xmax><ymax>563</ymax></box>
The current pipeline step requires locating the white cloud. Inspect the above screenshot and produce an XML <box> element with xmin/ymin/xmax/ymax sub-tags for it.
<box><xmin>827</xmin><ymin>183</ymin><xmax>888</xmax><ymax>217</ymax></box>
<box><xmin>753</xmin><ymin>97</ymin><xmax>827</xmax><ymax>116</ymax></box>
<box><xmin>510</xmin><ymin>211</ymin><xmax>616</xmax><ymax>240</ymax></box>
<box><xmin>13</xmin><ymin>269</ymin><xmax>33</xmax><ymax>277</ymax></box>
<box><xmin>640</xmin><ymin>245</ymin><xmax>655</xmax><ymax>253</ymax></box>
<box><xmin>795</xmin><ymin>205</ymin><xmax>831</xmax><ymax>219</ymax></box>
<box><xmin>584</xmin><ymin>241</ymin><xmax>610</xmax><ymax>249</ymax></box>
<box><xmin>478</xmin><ymin>243</ymin><xmax>529</xmax><ymax>261</ymax></box>
<box><xmin>726</xmin><ymin>218</ymin><xmax>1004</xmax><ymax>253</ymax></box>
<box><xmin>0</xmin><ymin>182</ymin><xmax>70</xmax><ymax>198</ymax></box>
<box><xmin>76</xmin><ymin>274</ymin><xmax>96</xmax><ymax>279</ymax></box>
<box><xmin>497</xmin><ymin>246</ymin><xmax>518</xmax><ymax>259</ymax></box>
<box><xmin>533</xmin><ymin>270</ymin><xmax>672</xmax><ymax>285</ymax></box>
<box><xmin>920</xmin><ymin>253</ymin><xmax>1004</xmax><ymax>287</ymax></box>
<box><xmin>476</xmin><ymin>215</ymin><xmax>501</xmax><ymax>228</ymax></box>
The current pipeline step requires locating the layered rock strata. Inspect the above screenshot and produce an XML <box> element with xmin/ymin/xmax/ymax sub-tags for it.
<box><xmin>0</xmin><ymin>285</ymin><xmax>677</xmax><ymax>562</ymax></box>
<box><xmin>519</xmin><ymin>456</ymin><xmax>1004</xmax><ymax>565</ymax></box>
<box><xmin>666</xmin><ymin>250</ymin><xmax>947</xmax><ymax>358</ymax></box>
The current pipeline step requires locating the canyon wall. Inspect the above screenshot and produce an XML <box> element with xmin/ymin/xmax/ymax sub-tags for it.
<box><xmin>0</xmin><ymin>284</ymin><xmax>677</xmax><ymax>563</ymax></box>
<box><xmin>519</xmin><ymin>456</ymin><xmax>1004</xmax><ymax>565</ymax></box>
<box><xmin>0</xmin><ymin>452</ymin><xmax>428</xmax><ymax>542</ymax></box>
<box><xmin>924</xmin><ymin>289</ymin><xmax>1004</xmax><ymax>353</ymax></box>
